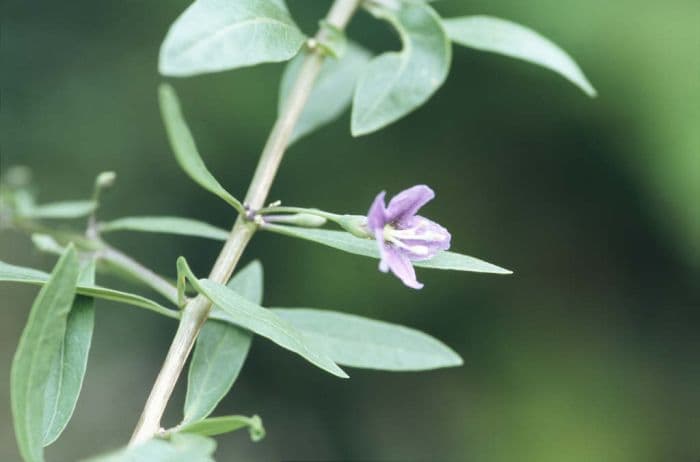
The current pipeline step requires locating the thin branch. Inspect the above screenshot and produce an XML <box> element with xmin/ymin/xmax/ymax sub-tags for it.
<box><xmin>98</xmin><ymin>245</ymin><xmax>180</xmax><ymax>306</ymax></box>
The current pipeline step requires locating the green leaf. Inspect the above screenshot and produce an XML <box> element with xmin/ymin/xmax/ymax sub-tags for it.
<box><xmin>183</xmin><ymin>261</ymin><xmax>262</xmax><ymax>424</ymax></box>
<box><xmin>443</xmin><ymin>15</ymin><xmax>596</xmax><ymax>97</ymax></box>
<box><xmin>42</xmin><ymin>260</ymin><xmax>96</xmax><ymax>446</ymax></box>
<box><xmin>25</xmin><ymin>201</ymin><xmax>96</xmax><ymax>219</ymax></box>
<box><xmin>31</xmin><ymin>235</ymin><xmax>65</xmax><ymax>255</ymax></box>
<box><xmin>263</xmin><ymin>225</ymin><xmax>512</xmax><ymax>274</ymax></box>
<box><xmin>0</xmin><ymin>261</ymin><xmax>178</xmax><ymax>319</ymax></box>
<box><xmin>183</xmin><ymin>322</ymin><xmax>251</xmax><ymax>422</ymax></box>
<box><xmin>11</xmin><ymin>245</ymin><xmax>79</xmax><ymax>462</ymax></box>
<box><xmin>159</xmin><ymin>0</ymin><xmax>306</xmax><ymax>77</ymax></box>
<box><xmin>159</xmin><ymin>84</ymin><xmax>244</xmax><ymax>213</ymax></box>
<box><xmin>30</xmin><ymin>234</ymin><xmax>102</xmax><ymax>257</ymax></box>
<box><xmin>101</xmin><ymin>216</ymin><xmax>229</xmax><ymax>241</ymax></box>
<box><xmin>416</xmin><ymin>250</ymin><xmax>513</xmax><ymax>273</ymax></box>
<box><xmin>280</xmin><ymin>42</ymin><xmax>372</xmax><ymax>144</ymax></box>
<box><xmin>351</xmin><ymin>1</ymin><xmax>450</xmax><ymax>136</ymax></box>
<box><xmin>0</xmin><ymin>260</ymin><xmax>51</xmax><ymax>283</ymax></box>
<box><xmin>192</xmin><ymin>278</ymin><xmax>347</xmax><ymax>379</ymax></box>
<box><xmin>274</xmin><ymin>309</ymin><xmax>462</xmax><ymax>371</ymax></box>
<box><xmin>72</xmin><ymin>286</ymin><xmax>177</xmax><ymax>319</ymax></box>
<box><xmin>83</xmin><ymin>434</ymin><xmax>215</xmax><ymax>462</ymax></box>
<box><xmin>178</xmin><ymin>415</ymin><xmax>265</xmax><ymax>441</ymax></box>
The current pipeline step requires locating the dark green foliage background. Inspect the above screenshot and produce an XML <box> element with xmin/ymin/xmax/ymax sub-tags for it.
<box><xmin>1</xmin><ymin>0</ymin><xmax>698</xmax><ymax>460</ymax></box>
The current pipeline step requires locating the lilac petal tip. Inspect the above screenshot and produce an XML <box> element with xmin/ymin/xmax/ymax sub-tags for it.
<box><xmin>386</xmin><ymin>185</ymin><xmax>435</xmax><ymax>224</ymax></box>
<box><xmin>367</xmin><ymin>191</ymin><xmax>387</xmax><ymax>232</ymax></box>
<box><xmin>382</xmin><ymin>246</ymin><xmax>424</xmax><ymax>289</ymax></box>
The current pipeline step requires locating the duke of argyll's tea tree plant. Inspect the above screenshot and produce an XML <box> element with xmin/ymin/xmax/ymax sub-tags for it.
<box><xmin>1</xmin><ymin>0</ymin><xmax>595</xmax><ymax>460</ymax></box>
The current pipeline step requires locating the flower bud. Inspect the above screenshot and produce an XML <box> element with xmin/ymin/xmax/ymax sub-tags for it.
<box><xmin>3</xmin><ymin>166</ymin><xmax>32</xmax><ymax>188</ymax></box>
<box><xmin>336</xmin><ymin>214</ymin><xmax>370</xmax><ymax>238</ymax></box>
<box><xmin>95</xmin><ymin>171</ymin><xmax>117</xmax><ymax>189</ymax></box>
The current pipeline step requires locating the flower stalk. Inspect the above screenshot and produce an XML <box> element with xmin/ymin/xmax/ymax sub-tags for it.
<box><xmin>129</xmin><ymin>0</ymin><xmax>362</xmax><ymax>445</ymax></box>
<box><xmin>258</xmin><ymin>206</ymin><xmax>369</xmax><ymax>237</ymax></box>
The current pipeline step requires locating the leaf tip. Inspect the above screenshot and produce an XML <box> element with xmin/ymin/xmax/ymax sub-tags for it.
<box><xmin>484</xmin><ymin>261</ymin><xmax>514</xmax><ymax>275</ymax></box>
<box><xmin>585</xmin><ymin>84</ymin><xmax>598</xmax><ymax>98</ymax></box>
<box><xmin>349</xmin><ymin>118</ymin><xmax>373</xmax><ymax>137</ymax></box>
<box><xmin>439</xmin><ymin>343</ymin><xmax>464</xmax><ymax>369</ymax></box>
<box><xmin>249</xmin><ymin>414</ymin><xmax>266</xmax><ymax>442</ymax></box>
<box><xmin>246</xmin><ymin>259</ymin><xmax>264</xmax><ymax>277</ymax></box>
<box><xmin>575</xmin><ymin>73</ymin><xmax>597</xmax><ymax>98</ymax></box>
<box><xmin>158</xmin><ymin>51</ymin><xmax>175</xmax><ymax>78</ymax></box>
<box><xmin>335</xmin><ymin>366</ymin><xmax>350</xmax><ymax>379</ymax></box>
<box><xmin>176</xmin><ymin>255</ymin><xmax>188</xmax><ymax>269</ymax></box>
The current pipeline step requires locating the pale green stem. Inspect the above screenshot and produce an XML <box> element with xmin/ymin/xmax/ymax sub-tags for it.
<box><xmin>257</xmin><ymin>205</ymin><xmax>342</xmax><ymax>221</ymax></box>
<box><xmin>129</xmin><ymin>0</ymin><xmax>362</xmax><ymax>445</ymax></box>
<box><xmin>98</xmin><ymin>245</ymin><xmax>180</xmax><ymax>306</ymax></box>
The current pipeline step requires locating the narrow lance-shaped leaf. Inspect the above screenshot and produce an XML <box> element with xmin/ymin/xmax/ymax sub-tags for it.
<box><xmin>273</xmin><ymin>308</ymin><xmax>462</xmax><ymax>371</ymax></box>
<box><xmin>159</xmin><ymin>84</ymin><xmax>244</xmax><ymax>213</ymax></box>
<box><xmin>352</xmin><ymin>1</ymin><xmax>451</xmax><ymax>136</ymax></box>
<box><xmin>263</xmin><ymin>225</ymin><xmax>512</xmax><ymax>274</ymax></box>
<box><xmin>0</xmin><ymin>260</ymin><xmax>178</xmax><ymax>319</ymax></box>
<box><xmin>30</xmin><ymin>234</ymin><xmax>102</xmax><ymax>259</ymax></box>
<box><xmin>183</xmin><ymin>261</ymin><xmax>262</xmax><ymax>424</ymax></box>
<box><xmin>0</xmin><ymin>260</ymin><xmax>52</xmax><ymax>283</ymax></box>
<box><xmin>177</xmin><ymin>259</ymin><xmax>347</xmax><ymax>378</ymax></box>
<box><xmin>101</xmin><ymin>216</ymin><xmax>229</xmax><ymax>241</ymax></box>
<box><xmin>178</xmin><ymin>415</ymin><xmax>265</xmax><ymax>441</ymax></box>
<box><xmin>159</xmin><ymin>0</ymin><xmax>306</xmax><ymax>77</ymax></box>
<box><xmin>194</xmin><ymin>283</ymin><xmax>347</xmax><ymax>378</ymax></box>
<box><xmin>11</xmin><ymin>245</ymin><xmax>79</xmax><ymax>462</ymax></box>
<box><xmin>24</xmin><ymin>201</ymin><xmax>96</xmax><ymax>219</ymax></box>
<box><xmin>280</xmin><ymin>42</ymin><xmax>372</xmax><ymax>144</ymax></box>
<box><xmin>83</xmin><ymin>433</ymin><xmax>216</xmax><ymax>462</ymax></box>
<box><xmin>70</xmin><ymin>286</ymin><xmax>177</xmax><ymax>319</ymax></box>
<box><xmin>443</xmin><ymin>16</ymin><xmax>596</xmax><ymax>96</ymax></box>
<box><xmin>31</xmin><ymin>235</ymin><xmax>66</xmax><ymax>255</ymax></box>
<box><xmin>42</xmin><ymin>259</ymin><xmax>96</xmax><ymax>446</ymax></box>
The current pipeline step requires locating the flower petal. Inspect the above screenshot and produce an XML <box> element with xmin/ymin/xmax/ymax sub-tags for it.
<box><xmin>375</xmin><ymin>229</ymin><xmax>390</xmax><ymax>273</ymax></box>
<box><xmin>382</xmin><ymin>246</ymin><xmax>423</xmax><ymax>289</ymax></box>
<box><xmin>367</xmin><ymin>191</ymin><xmax>387</xmax><ymax>232</ymax></box>
<box><xmin>386</xmin><ymin>185</ymin><xmax>435</xmax><ymax>225</ymax></box>
<box><xmin>401</xmin><ymin>216</ymin><xmax>451</xmax><ymax>260</ymax></box>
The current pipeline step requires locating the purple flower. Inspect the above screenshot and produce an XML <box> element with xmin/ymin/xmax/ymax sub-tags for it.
<box><xmin>367</xmin><ymin>185</ymin><xmax>451</xmax><ymax>289</ymax></box>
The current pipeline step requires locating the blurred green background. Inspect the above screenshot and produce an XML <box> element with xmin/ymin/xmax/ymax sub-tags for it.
<box><xmin>2</xmin><ymin>0</ymin><xmax>699</xmax><ymax>460</ymax></box>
